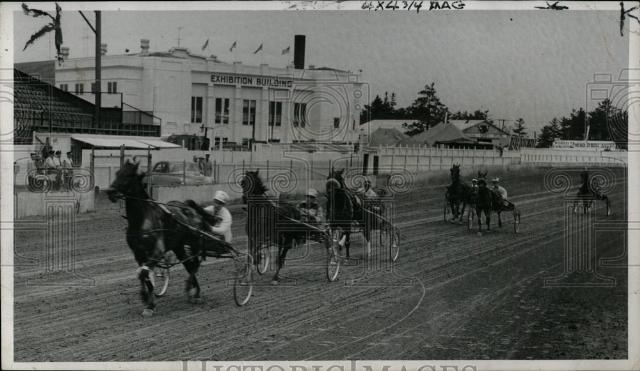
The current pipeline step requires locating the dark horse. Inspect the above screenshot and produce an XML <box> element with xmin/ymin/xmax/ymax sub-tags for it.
<box><xmin>325</xmin><ymin>168</ymin><xmax>376</xmax><ymax>259</ymax></box>
<box><xmin>446</xmin><ymin>164</ymin><xmax>474</xmax><ymax>223</ymax></box>
<box><xmin>473</xmin><ymin>172</ymin><xmax>520</xmax><ymax>235</ymax></box>
<box><xmin>241</xmin><ymin>170</ymin><xmax>327</xmax><ymax>284</ymax></box>
<box><xmin>573</xmin><ymin>168</ymin><xmax>611</xmax><ymax>215</ymax></box>
<box><xmin>107</xmin><ymin>159</ymin><xmax>206</xmax><ymax>316</ymax></box>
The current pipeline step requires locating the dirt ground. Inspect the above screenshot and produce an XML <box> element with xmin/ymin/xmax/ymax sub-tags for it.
<box><xmin>12</xmin><ymin>167</ymin><xmax>628</xmax><ymax>361</ymax></box>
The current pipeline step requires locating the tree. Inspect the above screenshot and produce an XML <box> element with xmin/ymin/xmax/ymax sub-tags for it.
<box><xmin>587</xmin><ymin>99</ymin><xmax>615</xmax><ymax>141</ymax></box>
<box><xmin>536</xmin><ymin>118</ymin><xmax>561</xmax><ymax>148</ymax></box>
<box><xmin>559</xmin><ymin>108</ymin><xmax>586</xmax><ymax>140</ymax></box>
<box><xmin>512</xmin><ymin>118</ymin><xmax>526</xmax><ymax>137</ymax></box>
<box><xmin>404</xmin><ymin>82</ymin><xmax>449</xmax><ymax>136</ymax></box>
<box><xmin>22</xmin><ymin>3</ymin><xmax>64</xmax><ymax>62</ymax></box>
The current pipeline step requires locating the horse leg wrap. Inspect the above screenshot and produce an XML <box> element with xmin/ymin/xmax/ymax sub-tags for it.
<box><xmin>137</xmin><ymin>265</ymin><xmax>155</xmax><ymax>289</ymax></box>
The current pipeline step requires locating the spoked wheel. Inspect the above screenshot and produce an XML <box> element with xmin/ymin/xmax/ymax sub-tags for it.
<box><xmin>255</xmin><ymin>245</ymin><xmax>270</xmax><ymax>275</ymax></box>
<box><xmin>513</xmin><ymin>209</ymin><xmax>521</xmax><ymax>234</ymax></box>
<box><xmin>467</xmin><ymin>210</ymin><xmax>474</xmax><ymax>231</ymax></box>
<box><xmin>154</xmin><ymin>251</ymin><xmax>176</xmax><ymax>297</ymax></box>
<box><xmin>326</xmin><ymin>238</ymin><xmax>341</xmax><ymax>282</ymax></box>
<box><xmin>233</xmin><ymin>254</ymin><xmax>253</xmax><ymax>306</ymax></box>
<box><xmin>388</xmin><ymin>227</ymin><xmax>400</xmax><ymax>262</ymax></box>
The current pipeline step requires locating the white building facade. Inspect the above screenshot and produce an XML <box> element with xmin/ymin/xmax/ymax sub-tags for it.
<box><xmin>54</xmin><ymin>42</ymin><xmax>364</xmax><ymax>148</ymax></box>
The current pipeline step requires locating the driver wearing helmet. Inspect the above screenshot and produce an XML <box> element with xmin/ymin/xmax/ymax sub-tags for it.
<box><xmin>491</xmin><ymin>177</ymin><xmax>509</xmax><ymax>207</ymax></box>
<box><xmin>204</xmin><ymin>190</ymin><xmax>233</xmax><ymax>242</ymax></box>
<box><xmin>299</xmin><ymin>188</ymin><xmax>324</xmax><ymax>224</ymax></box>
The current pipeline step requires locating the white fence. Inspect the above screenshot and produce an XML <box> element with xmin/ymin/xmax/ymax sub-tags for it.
<box><xmin>520</xmin><ymin>148</ymin><xmax>627</xmax><ymax>166</ymax></box>
<box><xmin>13</xmin><ymin>144</ymin><xmax>627</xmax><ymax>191</ymax></box>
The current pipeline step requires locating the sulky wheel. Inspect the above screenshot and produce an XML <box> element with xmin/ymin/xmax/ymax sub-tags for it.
<box><xmin>255</xmin><ymin>245</ymin><xmax>270</xmax><ymax>275</ymax></box>
<box><xmin>467</xmin><ymin>210</ymin><xmax>474</xmax><ymax>231</ymax></box>
<box><xmin>233</xmin><ymin>254</ymin><xmax>253</xmax><ymax>306</ymax></box>
<box><xmin>513</xmin><ymin>209</ymin><xmax>521</xmax><ymax>234</ymax></box>
<box><xmin>389</xmin><ymin>227</ymin><xmax>400</xmax><ymax>262</ymax></box>
<box><xmin>154</xmin><ymin>250</ymin><xmax>176</xmax><ymax>297</ymax></box>
<box><xmin>326</xmin><ymin>230</ymin><xmax>341</xmax><ymax>282</ymax></box>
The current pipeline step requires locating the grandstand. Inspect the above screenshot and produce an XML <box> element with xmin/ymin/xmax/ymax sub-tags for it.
<box><xmin>13</xmin><ymin>69</ymin><xmax>161</xmax><ymax>144</ymax></box>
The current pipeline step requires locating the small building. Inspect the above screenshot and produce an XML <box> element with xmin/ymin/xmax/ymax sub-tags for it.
<box><xmin>399</xmin><ymin>119</ymin><xmax>510</xmax><ymax>149</ymax></box>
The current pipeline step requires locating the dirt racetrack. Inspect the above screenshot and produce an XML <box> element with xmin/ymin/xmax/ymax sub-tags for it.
<box><xmin>13</xmin><ymin>166</ymin><xmax>628</xmax><ymax>361</ymax></box>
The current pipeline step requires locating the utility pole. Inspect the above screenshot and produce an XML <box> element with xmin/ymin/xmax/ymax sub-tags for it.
<box><xmin>95</xmin><ymin>11</ymin><xmax>101</xmax><ymax>129</ymax></box>
<box><xmin>79</xmin><ymin>10</ymin><xmax>101</xmax><ymax>129</ymax></box>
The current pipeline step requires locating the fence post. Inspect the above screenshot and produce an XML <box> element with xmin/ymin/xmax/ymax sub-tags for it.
<box><xmin>213</xmin><ymin>159</ymin><xmax>217</xmax><ymax>183</ymax></box>
<box><xmin>147</xmin><ymin>147</ymin><xmax>152</xmax><ymax>195</ymax></box>
<box><xmin>183</xmin><ymin>159</ymin><xmax>186</xmax><ymax>185</ymax></box>
<box><xmin>119</xmin><ymin>145</ymin><xmax>125</xmax><ymax>168</ymax></box>
<box><xmin>90</xmin><ymin>148</ymin><xmax>95</xmax><ymax>183</ymax></box>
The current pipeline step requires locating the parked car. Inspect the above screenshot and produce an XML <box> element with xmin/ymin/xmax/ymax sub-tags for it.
<box><xmin>142</xmin><ymin>161</ymin><xmax>213</xmax><ymax>187</ymax></box>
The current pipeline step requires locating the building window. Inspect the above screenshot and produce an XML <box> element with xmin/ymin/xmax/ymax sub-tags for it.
<box><xmin>242</xmin><ymin>99</ymin><xmax>256</xmax><ymax>126</ymax></box>
<box><xmin>191</xmin><ymin>96</ymin><xmax>203</xmax><ymax>123</ymax></box>
<box><xmin>214</xmin><ymin>136</ymin><xmax>221</xmax><ymax>148</ymax></box>
<box><xmin>107</xmin><ymin>81</ymin><xmax>117</xmax><ymax>93</ymax></box>
<box><xmin>74</xmin><ymin>83</ymin><xmax>84</xmax><ymax>94</ymax></box>
<box><xmin>215</xmin><ymin>98</ymin><xmax>230</xmax><ymax>124</ymax></box>
<box><xmin>334</xmin><ymin>117</ymin><xmax>340</xmax><ymax>129</ymax></box>
<box><xmin>91</xmin><ymin>82</ymin><xmax>97</xmax><ymax>93</ymax></box>
<box><xmin>293</xmin><ymin>103</ymin><xmax>306</xmax><ymax>128</ymax></box>
<box><xmin>59</xmin><ymin>84</ymin><xmax>68</xmax><ymax>92</ymax></box>
<box><xmin>242</xmin><ymin>138</ymin><xmax>252</xmax><ymax>149</ymax></box>
<box><xmin>269</xmin><ymin>101</ymin><xmax>282</xmax><ymax>127</ymax></box>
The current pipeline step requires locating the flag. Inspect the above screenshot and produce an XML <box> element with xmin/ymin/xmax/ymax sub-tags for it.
<box><xmin>201</xmin><ymin>38</ymin><xmax>209</xmax><ymax>51</ymax></box>
<box><xmin>281</xmin><ymin>46</ymin><xmax>290</xmax><ymax>55</ymax></box>
<box><xmin>229</xmin><ymin>41</ymin><xmax>237</xmax><ymax>52</ymax></box>
<box><xmin>253</xmin><ymin>43</ymin><xmax>263</xmax><ymax>54</ymax></box>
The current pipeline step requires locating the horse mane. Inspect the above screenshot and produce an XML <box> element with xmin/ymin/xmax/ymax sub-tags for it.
<box><xmin>245</xmin><ymin>170</ymin><xmax>269</xmax><ymax>195</ymax></box>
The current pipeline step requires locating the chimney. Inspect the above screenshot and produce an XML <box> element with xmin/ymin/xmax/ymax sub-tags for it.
<box><xmin>100</xmin><ymin>43</ymin><xmax>107</xmax><ymax>56</ymax></box>
<box><xmin>294</xmin><ymin>35</ymin><xmax>305</xmax><ymax>69</ymax></box>
<box><xmin>140</xmin><ymin>39</ymin><xmax>150</xmax><ymax>55</ymax></box>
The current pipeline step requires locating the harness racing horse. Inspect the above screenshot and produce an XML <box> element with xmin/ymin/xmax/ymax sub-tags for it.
<box><xmin>107</xmin><ymin>160</ymin><xmax>207</xmax><ymax>316</ymax></box>
<box><xmin>325</xmin><ymin>168</ymin><xmax>379</xmax><ymax>259</ymax></box>
<box><xmin>446</xmin><ymin>164</ymin><xmax>473</xmax><ymax>224</ymax></box>
<box><xmin>472</xmin><ymin>173</ymin><xmax>521</xmax><ymax>235</ymax></box>
<box><xmin>573</xmin><ymin>169</ymin><xmax>612</xmax><ymax>215</ymax></box>
<box><xmin>241</xmin><ymin>170</ymin><xmax>328</xmax><ymax>284</ymax></box>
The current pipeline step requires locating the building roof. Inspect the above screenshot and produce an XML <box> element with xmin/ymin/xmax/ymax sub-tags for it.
<box><xmin>360</xmin><ymin>119</ymin><xmax>417</xmax><ymax>134</ymax></box>
<box><xmin>449</xmin><ymin>119</ymin><xmax>511</xmax><ymax>136</ymax></box>
<box><xmin>398</xmin><ymin>122</ymin><xmax>472</xmax><ymax>146</ymax></box>
<box><xmin>71</xmin><ymin>134</ymin><xmax>180</xmax><ymax>149</ymax></box>
<box><xmin>365</xmin><ymin>128</ymin><xmax>408</xmax><ymax>146</ymax></box>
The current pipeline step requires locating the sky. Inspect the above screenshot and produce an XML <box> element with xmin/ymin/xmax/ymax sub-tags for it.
<box><xmin>13</xmin><ymin>7</ymin><xmax>629</xmax><ymax>135</ymax></box>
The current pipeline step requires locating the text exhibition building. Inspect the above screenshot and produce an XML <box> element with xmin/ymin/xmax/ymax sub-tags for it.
<box><xmin>54</xmin><ymin>37</ymin><xmax>364</xmax><ymax>148</ymax></box>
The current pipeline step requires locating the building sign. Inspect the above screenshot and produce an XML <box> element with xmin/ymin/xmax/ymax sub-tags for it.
<box><xmin>553</xmin><ymin>140</ymin><xmax>617</xmax><ymax>151</ymax></box>
<box><xmin>211</xmin><ymin>73</ymin><xmax>293</xmax><ymax>88</ymax></box>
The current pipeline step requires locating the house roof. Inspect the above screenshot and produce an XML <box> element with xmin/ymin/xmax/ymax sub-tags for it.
<box><xmin>449</xmin><ymin>119</ymin><xmax>511</xmax><ymax>136</ymax></box>
<box><xmin>365</xmin><ymin>128</ymin><xmax>408</xmax><ymax>146</ymax></box>
<box><xmin>360</xmin><ymin>119</ymin><xmax>417</xmax><ymax>134</ymax></box>
<box><xmin>399</xmin><ymin>122</ymin><xmax>472</xmax><ymax>146</ymax></box>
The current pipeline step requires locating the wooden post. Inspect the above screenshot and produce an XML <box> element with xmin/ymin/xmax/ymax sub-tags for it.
<box><xmin>183</xmin><ymin>159</ymin><xmax>186</xmax><ymax>185</ymax></box>
<box><xmin>213</xmin><ymin>159</ymin><xmax>217</xmax><ymax>183</ymax></box>
<box><xmin>119</xmin><ymin>145</ymin><xmax>124</xmax><ymax>168</ymax></box>
<box><xmin>147</xmin><ymin>147</ymin><xmax>152</xmax><ymax>194</ymax></box>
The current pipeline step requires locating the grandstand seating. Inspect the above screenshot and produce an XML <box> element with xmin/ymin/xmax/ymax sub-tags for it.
<box><xmin>13</xmin><ymin>69</ymin><xmax>160</xmax><ymax>143</ymax></box>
